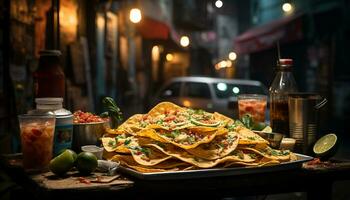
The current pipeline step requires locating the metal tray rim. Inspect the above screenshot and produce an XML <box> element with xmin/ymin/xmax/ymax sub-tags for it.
<box><xmin>118</xmin><ymin>153</ymin><xmax>313</xmax><ymax>180</ymax></box>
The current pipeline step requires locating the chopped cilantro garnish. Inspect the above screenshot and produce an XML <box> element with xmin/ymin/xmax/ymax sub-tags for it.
<box><xmin>141</xmin><ymin>147</ymin><xmax>151</xmax><ymax>156</ymax></box>
<box><xmin>187</xmin><ymin>136</ymin><xmax>196</xmax><ymax>144</ymax></box>
<box><xmin>270</xmin><ymin>149</ymin><xmax>279</xmax><ymax>156</ymax></box>
<box><xmin>194</xmin><ymin>109</ymin><xmax>204</xmax><ymax>115</ymax></box>
<box><xmin>216</xmin><ymin>143</ymin><xmax>224</xmax><ymax>149</ymax></box>
<box><xmin>108</xmin><ymin>140</ymin><xmax>115</xmax><ymax>147</ymax></box>
<box><xmin>156</xmin><ymin>119</ymin><xmax>164</xmax><ymax>125</ymax></box>
<box><xmin>140</xmin><ymin>121</ymin><xmax>148</xmax><ymax>128</ymax></box>
<box><xmin>227</xmin><ymin>135</ymin><xmax>236</xmax><ymax>143</ymax></box>
<box><xmin>165</xmin><ymin>132</ymin><xmax>175</xmax><ymax>139</ymax></box>
<box><xmin>237</xmin><ymin>151</ymin><xmax>244</xmax><ymax>159</ymax></box>
<box><xmin>249</xmin><ymin>153</ymin><xmax>257</xmax><ymax>159</ymax></box>
<box><xmin>124</xmin><ymin>139</ymin><xmax>131</xmax><ymax>145</ymax></box>
<box><xmin>172</xmin><ymin>130</ymin><xmax>181</xmax><ymax>137</ymax></box>
<box><xmin>247</xmin><ymin>136</ymin><xmax>256</xmax><ymax>140</ymax></box>
<box><xmin>116</xmin><ymin>134</ymin><xmax>126</xmax><ymax>139</ymax></box>
<box><xmin>226</xmin><ymin>124</ymin><xmax>237</xmax><ymax>131</ymax></box>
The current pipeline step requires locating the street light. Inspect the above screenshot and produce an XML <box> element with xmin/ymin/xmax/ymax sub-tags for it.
<box><xmin>215</xmin><ymin>0</ymin><xmax>223</xmax><ymax>8</ymax></box>
<box><xmin>130</xmin><ymin>8</ymin><xmax>142</xmax><ymax>23</ymax></box>
<box><xmin>180</xmin><ymin>36</ymin><xmax>190</xmax><ymax>47</ymax></box>
<box><xmin>228</xmin><ymin>52</ymin><xmax>237</xmax><ymax>61</ymax></box>
<box><xmin>166</xmin><ymin>53</ymin><xmax>174</xmax><ymax>62</ymax></box>
<box><xmin>282</xmin><ymin>3</ymin><xmax>293</xmax><ymax>13</ymax></box>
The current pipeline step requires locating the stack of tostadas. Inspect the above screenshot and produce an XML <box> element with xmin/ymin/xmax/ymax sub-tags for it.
<box><xmin>102</xmin><ymin>102</ymin><xmax>297</xmax><ymax>173</ymax></box>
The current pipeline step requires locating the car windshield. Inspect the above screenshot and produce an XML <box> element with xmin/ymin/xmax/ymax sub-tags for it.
<box><xmin>213</xmin><ymin>83</ymin><xmax>266</xmax><ymax>99</ymax></box>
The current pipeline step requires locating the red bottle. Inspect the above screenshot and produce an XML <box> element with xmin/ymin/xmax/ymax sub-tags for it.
<box><xmin>33</xmin><ymin>50</ymin><xmax>65</xmax><ymax>98</ymax></box>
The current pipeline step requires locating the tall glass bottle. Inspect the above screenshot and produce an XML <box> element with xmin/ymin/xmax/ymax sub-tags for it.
<box><xmin>269</xmin><ymin>59</ymin><xmax>298</xmax><ymax>137</ymax></box>
<box><xmin>33</xmin><ymin>50</ymin><xmax>65</xmax><ymax>98</ymax></box>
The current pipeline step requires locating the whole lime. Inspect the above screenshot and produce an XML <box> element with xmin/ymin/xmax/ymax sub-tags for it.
<box><xmin>58</xmin><ymin>149</ymin><xmax>77</xmax><ymax>161</ymax></box>
<box><xmin>75</xmin><ymin>152</ymin><xmax>98</xmax><ymax>175</ymax></box>
<box><xmin>49</xmin><ymin>150</ymin><xmax>76</xmax><ymax>176</ymax></box>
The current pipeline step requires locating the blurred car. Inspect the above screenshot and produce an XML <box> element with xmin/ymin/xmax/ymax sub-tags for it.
<box><xmin>152</xmin><ymin>76</ymin><xmax>269</xmax><ymax>120</ymax></box>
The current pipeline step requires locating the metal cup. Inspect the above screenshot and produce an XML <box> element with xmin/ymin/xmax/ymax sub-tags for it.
<box><xmin>288</xmin><ymin>93</ymin><xmax>327</xmax><ymax>154</ymax></box>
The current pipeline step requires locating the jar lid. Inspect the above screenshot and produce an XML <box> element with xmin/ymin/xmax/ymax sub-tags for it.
<box><xmin>39</xmin><ymin>50</ymin><xmax>62</xmax><ymax>57</ymax></box>
<box><xmin>53</xmin><ymin>108</ymin><xmax>72</xmax><ymax>116</ymax></box>
<box><xmin>36</xmin><ymin>98</ymin><xmax>63</xmax><ymax>105</ymax></box>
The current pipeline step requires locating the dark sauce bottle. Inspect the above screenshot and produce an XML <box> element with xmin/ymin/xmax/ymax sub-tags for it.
<box><xmin>269</xmin><ymin>59</ymin><xmax>298</xmax><ymax>136</ymax></box>
<box><xmin>33</xmin><ymin>50</ymin><xmax>65</xmax><ymax>98</ymax></box>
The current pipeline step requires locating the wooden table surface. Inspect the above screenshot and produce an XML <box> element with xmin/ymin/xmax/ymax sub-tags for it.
<box><xmin>2</xmin><ymin>156</ymin><xmax>350</xmax><ymax>200</ymax></box>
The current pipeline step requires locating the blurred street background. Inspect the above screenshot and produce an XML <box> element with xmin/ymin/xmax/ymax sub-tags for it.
<box><xmin>0</xmin><ymin>0</ymin><xmax>350</xmax><ymax>158</ymax></box>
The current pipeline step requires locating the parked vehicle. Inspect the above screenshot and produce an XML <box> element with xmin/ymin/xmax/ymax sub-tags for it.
<box><xmin>153</xmin><ymin>76</ymin><xmax>269</xmax><ymax>120</ymax></box>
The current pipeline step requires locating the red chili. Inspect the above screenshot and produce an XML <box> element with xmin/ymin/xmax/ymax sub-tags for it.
<box><xmin>77</xmin><ymin>177</ymin><xmax>91</xmax><ymax>184</ymax></box>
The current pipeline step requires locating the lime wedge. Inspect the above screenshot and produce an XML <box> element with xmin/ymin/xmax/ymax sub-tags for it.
<box><xmin>261</xmin><ymin>126</ymin><xmax>272</xmax><ymax>133</ymax></box>
<box><xmin>313</xmin><ymin>133</ymin><xmax>338</xmax><ymax>158</ymax></box>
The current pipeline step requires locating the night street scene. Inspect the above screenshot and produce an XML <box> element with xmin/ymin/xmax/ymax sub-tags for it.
<box><xmin>0</xmin><ymin>0</ymin><xmax>350</xmax><ymax>200</ymax></box>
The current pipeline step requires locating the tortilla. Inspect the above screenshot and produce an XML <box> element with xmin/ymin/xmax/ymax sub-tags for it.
<box><xmin>102</xmin><ymin>101</ymin><xmax>299</xmax><ymax>172</ymax></box>
<box><xmin>235</xmin><ymin>126</ymin><xmax>269</xmax><ymax>145</ymax></box>
<box><xmin>185</xmin><ymin>131</ymin><xmax>239</xmax><ymax>160</ymax></box>
<box><xmin>152</xmin><ymin>128</ymin><xmax>219</xmax><ymax>150</ymax></box>
<box><xmin>129</xmin><ymin>145</ymin><xmax>173</xmax><ymax>166</ymax></box>
<box><xmin>110</xmin><ymin>154</ymin><xmax>189</xmax><ymax>172</ymax></box>
<box><xmin>101</xmin><ymin>134</ymin><xmax>133</xmax><ymax>153</ymax></box>
<box><xmin>105</xmin><ymin>114</ymin><xmax>144</xmax><ymax>135</ymax></box>
<box><xmin>240</xmin><ymin>146</ymin><xmax>291</xmax><ymax>162</ymax></box>
<box><xmin>148</xmin><ymin>143</ymin><xmax>255</xmax><ymax>168</ymax></box>
<box><xmin>148</xmin><ymin>102</ymin><xmax>186</xmax><ymax>116</ymax></box>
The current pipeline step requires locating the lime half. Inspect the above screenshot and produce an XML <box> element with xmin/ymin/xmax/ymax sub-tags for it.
<box><xmin>313</xmin><ymin>133</ymin><xmax>338</xmax><ymax>158</ymax></box>
<box><xmin>261</xmin><ymin>126</ymin><xmax>272</xmax><ymax>133</ymax></box>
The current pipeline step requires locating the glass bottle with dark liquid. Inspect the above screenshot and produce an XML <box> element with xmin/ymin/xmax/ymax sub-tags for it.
<box><xmin>269</xmin><ymin>59</ymin><xmax>297</xmax><ymax>137</ymax></box>
<box><xmin>33</xmin><ymin>50</ymin><xmax>65</xmax><ymax>98</ymax></box>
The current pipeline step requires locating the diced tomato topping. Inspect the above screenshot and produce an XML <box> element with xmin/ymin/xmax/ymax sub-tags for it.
<box><xmin>164</xmin><ymin>116</ymin><xmax>176</xmax><ymax>122</ymax></box>
<box><xmin>142</xmin><ymin>114</ymin><xmax>149</xmax><ymax>120</ymax></box>
<box><xmin>73</xmin><ymin>110</ymin><xmax>108</xmax><ymax>123</ymax></box>
<box><xmin>164</xmin><ymin>109</ymin><xmax>169</xmax><ymax>115</ymax></box>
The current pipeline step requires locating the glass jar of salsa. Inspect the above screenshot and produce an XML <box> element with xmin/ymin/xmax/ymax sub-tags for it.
<box><xmin>33</xmin><ymin>50</ymin><xmax>65</xmax><ymax>98</ymax></box>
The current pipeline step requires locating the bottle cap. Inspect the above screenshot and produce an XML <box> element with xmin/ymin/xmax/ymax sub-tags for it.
<box><xmin>278</xmin><ymin>59</ymin><xmax>293</xmax><ymax>66</ymax></box>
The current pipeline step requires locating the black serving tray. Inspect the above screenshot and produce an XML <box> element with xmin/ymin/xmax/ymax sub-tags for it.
<box><xmin>118</xmin><ymin>153</ymin><xmax>313</xmax><ymax>180</ymax></box>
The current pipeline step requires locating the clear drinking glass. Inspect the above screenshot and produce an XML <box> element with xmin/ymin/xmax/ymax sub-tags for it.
<box><xmin>18</xmin><ymin>114</ymin><xmax>56</xmax><ymax>171</ymax></box>
<box><xmin>238</xmin><ymin>94</ymin><xmax>267</xmax><ymax>123</ymax></box>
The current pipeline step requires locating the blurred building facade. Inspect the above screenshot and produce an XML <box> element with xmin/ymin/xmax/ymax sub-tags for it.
<box><xmin>235</xmin><ymin>0</ymin><xmax>350</xmax><ymax>135</ymax></box>
<box><xmin>0</xmin><ymin>0</ymin><xmax>349</xmax><ymax>153</ymax></box>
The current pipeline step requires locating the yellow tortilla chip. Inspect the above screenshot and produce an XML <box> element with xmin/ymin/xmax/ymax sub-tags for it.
<box><xmin>136</xmin><ymin>129</ymin><xmax>169</xmax><ymax>143</ymax></box>
<box><xmin>129</xmin><ymin>145</ymin><xmax>172</xmax><ymax>166</ymax></box>
<box><xmin>147</xmin><ymin>102</ymin><xmax>185</xmax><ymax>117</ymax></box>
<box><xmin>235</xmin><ymin>126</ymin><xmax>269</xmax><ymax>145</ymax></box>
<box><xmin>109</xmin><ymin>114</ymin><xmax>144</xmax><ymax>135</ymax></box>
<box><xmin>155</xmin><ymin>128</ymin><xmax>219</xmax><ymax>150</ymax></box>
<box><xmin>148</xmin><ymin>143</ymin><xmax>255</xmax><ymax>168</ymax></box>
<box><xmin>240</xmin><ymin>147</ymin><xmax>291</xmax><ymax>162</ymax></box>
<box><xmin>185</xmin><ymin>131</ymin><xmax>239</xmax><ymax>160</ymax></box>
<box><xmin>101</xmin><ymin>135</ymin><xmax>132</xmax><ymax>153</ymax></box>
